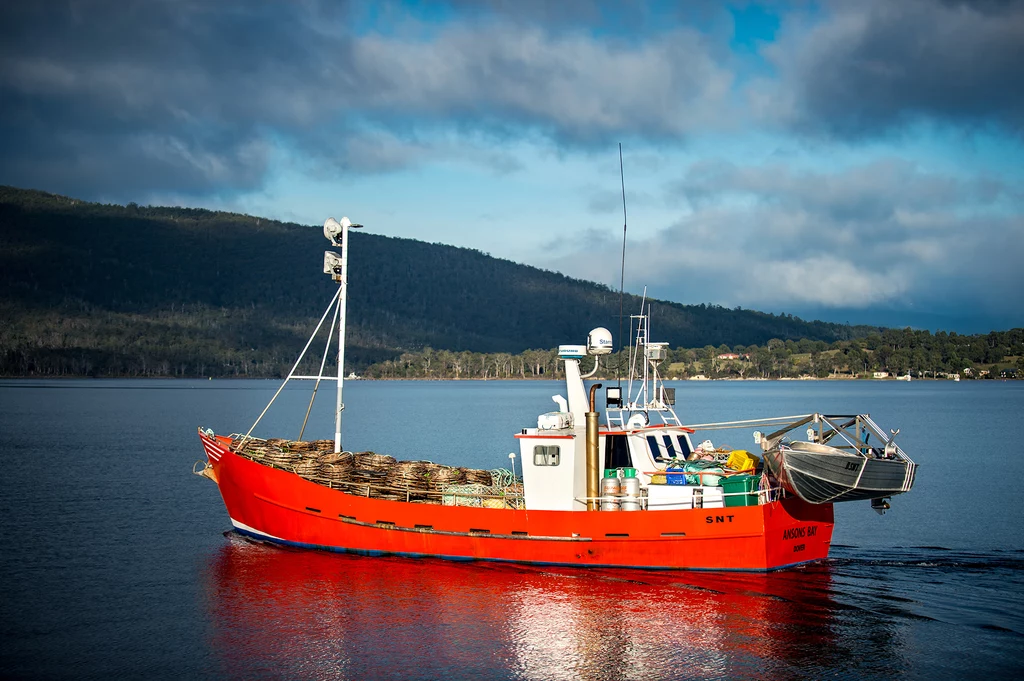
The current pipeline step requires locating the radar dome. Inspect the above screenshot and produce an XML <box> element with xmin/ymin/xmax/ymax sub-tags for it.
<box><xmin>587</xmin><ymin>327</ymin><xmax>613</xmax><ymax>355</ymax></box>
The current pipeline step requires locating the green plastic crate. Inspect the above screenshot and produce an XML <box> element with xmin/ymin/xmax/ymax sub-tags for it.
<box><xmin>722</xmin><ymin>474</ymin><xmax>760</xmax><ymax>507</ymax></box>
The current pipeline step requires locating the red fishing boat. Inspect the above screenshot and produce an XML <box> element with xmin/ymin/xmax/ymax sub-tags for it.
<box><xmin>195</xmin><ymin>216</ymin><xmax>914</xmax><ymax>571</ymax></box>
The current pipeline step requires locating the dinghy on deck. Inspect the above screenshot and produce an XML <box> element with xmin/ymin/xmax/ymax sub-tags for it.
<box><xmin>759</xmin><ymin>414</ymin><xmax>917</xmax><ymax>508</ymax></box>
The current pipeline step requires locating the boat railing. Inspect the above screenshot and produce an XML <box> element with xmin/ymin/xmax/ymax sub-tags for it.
<box><xmin>576</xmin><ymin>480</ymin><xmax>785</xmax><ymax>511</ymax></box>
<box><xmin>643</xmin><ymin>485</ymin><xmax>786</xmax><ymax>510</ymax></box>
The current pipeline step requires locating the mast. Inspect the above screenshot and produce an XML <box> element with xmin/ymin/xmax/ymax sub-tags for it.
<box><xmin>334</xmin><ymin>224</ymin><xmax>348</xmax><ymax>453</ymax></box>
<box><xmin>323</xmin><ymin>216</ymin><xmax>362</xmax><ymax>453</ymax></box>
<box><xmin>238</xmin><ymin>215</ymin><xmax>361</xmax><ymax>453</ymax></box>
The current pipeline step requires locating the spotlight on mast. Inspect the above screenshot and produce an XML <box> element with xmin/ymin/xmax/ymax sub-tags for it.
<box><xmin>323</xmin><ymin>216</ymin><xmax>362</xmax><ymax>247</ymax></box>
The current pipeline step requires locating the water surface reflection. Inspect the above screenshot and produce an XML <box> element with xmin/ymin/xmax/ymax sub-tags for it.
<box><xmin>204</xmin><ymin>535</ymin><xmax>913</xmax><ymax>680</ymax></box>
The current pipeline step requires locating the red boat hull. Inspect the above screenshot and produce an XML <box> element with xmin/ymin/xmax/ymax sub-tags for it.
<box><xmin>200</xmin><ymin>432</ymin><xmax>834</xmax><ymax>571</ymax></box>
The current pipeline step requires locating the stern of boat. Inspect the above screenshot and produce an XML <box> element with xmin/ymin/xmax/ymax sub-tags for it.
<box><xmin>762</xmin><ymin>496</ymin><xmax>834</xmax><ymax>568</ymax></box>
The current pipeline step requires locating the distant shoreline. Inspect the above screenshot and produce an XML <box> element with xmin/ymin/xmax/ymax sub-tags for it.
<box><xmin>0</xmin><ymin>375</ymin><xmax>1009</xmax><ymax>383</ymax></box>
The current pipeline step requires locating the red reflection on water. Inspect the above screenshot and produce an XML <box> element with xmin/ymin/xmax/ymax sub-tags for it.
<box><xmin>203</xmin><ymin>535</ymin><xmax>838</xmax><ymax>680</ymax></box>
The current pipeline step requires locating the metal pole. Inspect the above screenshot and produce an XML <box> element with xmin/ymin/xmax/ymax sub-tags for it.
<box><xmin>586</xmin><ymin>383</ymin><xmax>603</xmax><ymax>511</ymax></box>
<box><xmin>335</xmin><ymin>223</ymin><xmax>350</xmax><ymax>453</ymax></box>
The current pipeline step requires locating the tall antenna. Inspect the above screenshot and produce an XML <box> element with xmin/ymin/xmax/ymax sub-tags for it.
<box><xmin>617</xmin><ymin>143</ymin><xmax>628</xmax><ymax>386</ymax></box>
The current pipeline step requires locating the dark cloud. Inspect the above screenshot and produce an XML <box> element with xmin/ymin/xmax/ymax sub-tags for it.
<box><xmin>0</xmin><ymin>1</ymin><xmax>356</xmax><ymax>198</ymax></box>
<box><xmin>0</xmin><ymin>0</ymin><xmax>736</xmax><ymax>200</ymax></box>
<box><xmin>761</xmin><ymin>0</ymin><xmax>1024</xmax><ymax>136</ymax></box>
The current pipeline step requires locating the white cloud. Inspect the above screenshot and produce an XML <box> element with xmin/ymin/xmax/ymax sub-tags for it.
<box><xmin>746</xmin><ymin>257</ymin><xmax>907</xmax><ymax>308</ymax></box>
<box><xmin>345</xmin><ymin>24</ymin><xmax>735</xmax><ymax>141</ymax></box>
<box><xmin>538</xmin><ymin>156</ymin><xmax>1024</xmax><ymax>321</ymax></box>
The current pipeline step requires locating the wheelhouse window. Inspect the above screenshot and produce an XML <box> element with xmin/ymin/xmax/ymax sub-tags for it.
<box><xmin>533</xmin><ymin>445</ymin><xmax>560</xmax><ymax>466</ymax></box>
<box><xmin>646</xmin><ymin>435</ymin><xmax>679</xmax><ymax>460</ymax></box>
<box><xmin>604</xmin><ymin>434</ymin><xmax>631</xmax><ymax>469</ymax></box>
<box><xmin>647</xmin><ymin>434</ymin><xmax>692</xmax><ymax>460</ymax></box>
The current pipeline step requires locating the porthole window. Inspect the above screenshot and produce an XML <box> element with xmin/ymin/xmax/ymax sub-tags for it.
<box><xmin>533</xmin><ymin>445</ymin><xmax>560</xmax><ymax>466</ymax></box>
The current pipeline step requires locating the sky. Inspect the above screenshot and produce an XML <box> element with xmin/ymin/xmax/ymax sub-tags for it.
<box><xmin>1</xmin><ymin>0</ymin><xmax>1022</xmax><ymax>333</ymax></box>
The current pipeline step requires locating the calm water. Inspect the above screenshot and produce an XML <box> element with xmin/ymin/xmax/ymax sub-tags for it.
<box><xmin>1</xmin><ymin>378</ymin><xmax>1022</xmax><ymax>679</ymax></box>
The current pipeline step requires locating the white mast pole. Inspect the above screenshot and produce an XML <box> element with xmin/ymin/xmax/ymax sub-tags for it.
<box><xmin>334</xmin><ymin>220</ymin><xmax>351</xmax><ymax>454</ymax></box>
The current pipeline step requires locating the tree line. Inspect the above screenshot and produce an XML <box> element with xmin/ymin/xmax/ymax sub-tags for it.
<box><xmin>360</xmin><ymin>327</ymin><xmax>1024</xmax><ymax>380</ymax></box>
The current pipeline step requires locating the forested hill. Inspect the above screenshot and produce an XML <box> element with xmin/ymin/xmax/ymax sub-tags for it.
<box><xmin>1</xmin><ymin>186</ymin><xmax>881</xmax><ymax>377</ymax></box>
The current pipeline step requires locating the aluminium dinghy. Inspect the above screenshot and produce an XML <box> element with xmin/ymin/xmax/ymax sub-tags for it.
<box><xmin>759</xmin><ymin>414</ymin><xmax>917</xmax><ymax>507</ymax></box>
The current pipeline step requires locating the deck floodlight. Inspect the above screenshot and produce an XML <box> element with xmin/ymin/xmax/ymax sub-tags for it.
<box><xmin>324</xmin><ymin>216</ymin><xmax>363</xmax><ymax>247</ymax></box>
<box><xmin>606</xmin><ymin>386</ymin><xmax>622</xmax><ymax>408</ymax></box>
<box><xmin>324</xmin><ymin>251</ymin><xmax>344</xmax><ymax>280</ymax></box>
